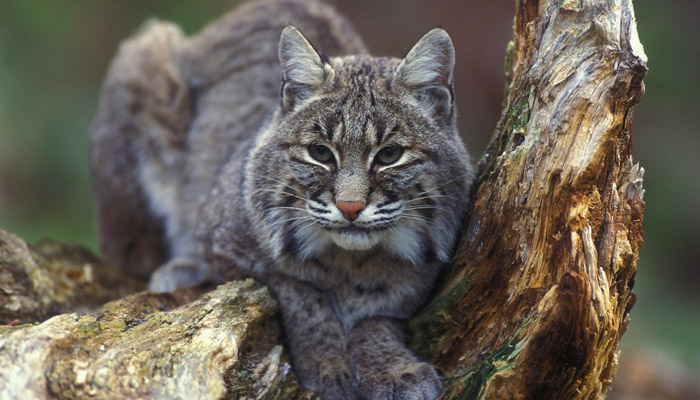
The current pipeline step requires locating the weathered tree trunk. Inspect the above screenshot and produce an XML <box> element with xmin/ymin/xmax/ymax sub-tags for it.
<box><xmin>409</xmin><ymin>0</ymin><xmax>647</xmax><ymax>398</ymax></box>
<box><xmin>0</xmin><ymin>0</ymin><xmax>646</xmax><ymax>399</ymax></box>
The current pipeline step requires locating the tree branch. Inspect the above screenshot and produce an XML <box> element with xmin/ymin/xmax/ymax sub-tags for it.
<box><xmin>410</xmin><ymin>0</ymin><xmax>647</xmax><ymax>398</ymax></box>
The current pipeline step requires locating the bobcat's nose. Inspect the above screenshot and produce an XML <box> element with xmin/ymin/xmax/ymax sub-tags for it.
<box><xmin>336</xmin><ymin>201</ymin><xmax>365</xmax><ymax>221</ymax></box>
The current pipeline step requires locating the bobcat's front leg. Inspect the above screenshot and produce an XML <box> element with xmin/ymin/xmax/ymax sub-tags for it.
<box><xmin>349</xmin><ymin>317</ymin><xmax>442</xmax><ymax>400</ymax></box>
<box><xmin>265</xmin><ymin>276</ymin><xmax>357</xmax><ymax>400</ymax></box>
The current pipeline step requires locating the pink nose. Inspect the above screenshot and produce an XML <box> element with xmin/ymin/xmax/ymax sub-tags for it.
<box><xmin>336</xmin><ymin>201</ymin><xmax>365</xmax><ymax>221</ymax></box>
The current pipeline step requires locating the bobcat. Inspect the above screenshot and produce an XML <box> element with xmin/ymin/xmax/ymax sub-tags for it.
<box><xmin>91</xmin><ymin>0</ymin><xmax>474</xmax><ymax>398</ymax></box>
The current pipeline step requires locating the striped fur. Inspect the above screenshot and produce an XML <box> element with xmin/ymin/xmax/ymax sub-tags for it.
<box><xmin>93</xmin><ymin>1</ymin><xmax>473</xmax><ymax>398</ymax></box>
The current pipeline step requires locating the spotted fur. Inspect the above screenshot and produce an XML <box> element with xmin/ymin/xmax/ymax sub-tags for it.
<box><xmin>92</xmin><ymin>1</ymin><xmax>473</xmax><ymax>399</ymax></box>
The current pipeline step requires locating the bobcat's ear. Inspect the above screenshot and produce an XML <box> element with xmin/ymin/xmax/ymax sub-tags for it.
<box><xmin>278</xmin><ymin>25</ymin><xmax>333</xmax><ymax>113</ymax></box>
<box><xmin>395</xmin><ymin>29</ymin><xmax>456</xmax><ymax>126</ymax></box>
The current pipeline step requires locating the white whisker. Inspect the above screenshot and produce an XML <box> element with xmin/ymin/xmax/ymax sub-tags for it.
<box><xmin>250</xmin><ymin>173</ymin><xmax>303</xmax><ymax>193</ymax></box>
<box><xmin>277</xmin><ymin>215</ymin><xmax>314</xmax><ymax>224</ymax></box>
<box><xmin>253</xmin><ymin>188</ymin><xmax>307</xmax><ymax>202</ymax></box>
<box><xmin>415</xmin><ymin>172</ymin><xmax>473</xmax><ymax>196</ymax></box>
<box><xmin>267</xmin><ymin>206</ymin><xmax>307</xmax><ymax>212</ymax></box>
<box><xmin>404</xmin><ymin>193</ymin><xmax>457</xmax><ymax>204</ymax></box>
<box><xmin>399</xmin><ymin>214</ymin><xmax>439</xmax><ymax>228</ymax></box>
<box><xmin>403</xmin><ymin>205</ymin><xmax>450</xmax><ymax>212</ymax></box>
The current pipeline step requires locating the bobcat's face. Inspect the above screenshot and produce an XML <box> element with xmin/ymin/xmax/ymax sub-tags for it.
<box><xmin>282</xmin><ymin>90</ymin><xmax>463</xmax><ymax>261</ymax></box>
<box><xmin>247</xmin><ymin>27</ymin><xmax>472</xmax><ymax>266</ymax></box>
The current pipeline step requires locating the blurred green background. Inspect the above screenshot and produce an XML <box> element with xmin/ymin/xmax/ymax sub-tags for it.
<box><xmin>0</xmin><ymin>0</ymin><xmax>698</xmax><ymax>391</ymax></box>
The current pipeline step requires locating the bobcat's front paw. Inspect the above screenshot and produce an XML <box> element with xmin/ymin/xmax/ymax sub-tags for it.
<box><xmin>318</xmin><ymin>369</ymin><xmax>358</xmax><ymax>400</ymax></box>
<box><xmin>148</xmin><ymin>258</ymin><xmax>206</xmax><ymax>292</ymax></box>
<box><xmin>357</xmin><ymin>360</ymin><xmax>442</xmax><ymax>400</ymax></box>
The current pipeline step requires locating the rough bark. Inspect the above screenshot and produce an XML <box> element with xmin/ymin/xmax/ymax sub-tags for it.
<box><xmin>0</xmin><ymin>0</ymin><xmax>647</xmax><ymax>398</ymax></box>
<box><xmin>0</xmin><ymin>226</ymin><xmax>304</xmax><ymax>399</ymax></box>
<box><xmin>409</xmin><ymin>0</ymin><xmax>647</xmax><ymax>398</ymax></box>
<box><xmin>0</xmin><ymin>228</ymin><xmax>145</xmax><ymax>325</ymax></box>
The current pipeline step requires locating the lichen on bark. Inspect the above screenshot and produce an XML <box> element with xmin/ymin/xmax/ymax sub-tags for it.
<box><xmin>1</xmin><ymin>277</ymin><xmax>301</xmax><ymax>399</ymax></box>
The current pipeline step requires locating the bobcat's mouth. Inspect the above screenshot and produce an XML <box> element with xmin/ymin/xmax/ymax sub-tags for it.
<box><xmin>330</xmin><ymin>228</ymin><xmax>383</xmax><ymax>251</ymax></box>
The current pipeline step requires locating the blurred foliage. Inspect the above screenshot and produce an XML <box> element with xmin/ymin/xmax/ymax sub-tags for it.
<box><xmin>0</xmin><ymin>0</ymin><xmax>698</xmax><ymax>372</ymax></box>
<box><xmin>622</xmin><ymin>0</ymin><xmax>700</xmax><ymax>369</ymax></box>
<box><xmin>0</xmin><ymin>0</ymin><xmax>235</xmax><ymax>249</ymax></box>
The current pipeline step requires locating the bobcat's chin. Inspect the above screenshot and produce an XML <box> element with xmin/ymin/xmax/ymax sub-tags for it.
<box><xmin>330</xmin><ymin>229</ymin><xmax>383</xmax><ymax>251</ymax></box>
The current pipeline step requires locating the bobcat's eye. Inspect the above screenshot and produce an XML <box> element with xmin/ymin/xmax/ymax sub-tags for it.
<box><xmin>308</xmin><ymin>144</ymin><xmax>334</xmax><ymax>164</ymax></box>
<box><xmin>375</xmin><ymin>146</ymin><xmax>404</xmax><ymax>166</ymax></box>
